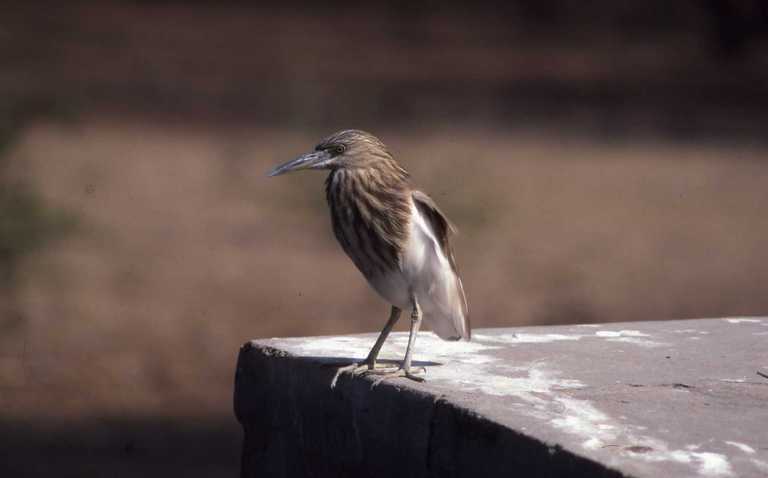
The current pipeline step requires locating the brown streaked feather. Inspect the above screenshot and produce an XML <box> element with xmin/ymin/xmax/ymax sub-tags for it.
<box><xmin>325</xmin><ymin>164</ymin><xmax>411</xmax><ymax>278</ymax></box>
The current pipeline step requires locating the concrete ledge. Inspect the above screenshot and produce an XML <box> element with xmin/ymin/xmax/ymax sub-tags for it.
<box><xmin>234</xmin><ymin>318</ymin><xmax>768</xmax><ymax>477</ymax></box>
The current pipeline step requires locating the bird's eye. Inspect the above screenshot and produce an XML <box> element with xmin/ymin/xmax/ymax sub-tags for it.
<box><xmin>331</xmin><ymin>144</ymin><xmax>346</xmax><ymax>155</ymax></box>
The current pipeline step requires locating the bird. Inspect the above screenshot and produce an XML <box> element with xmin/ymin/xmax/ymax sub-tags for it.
<box><xmin>268</xmin><ymin>129</ymin><xmax>469</xmax><ymax>381</ymax></box>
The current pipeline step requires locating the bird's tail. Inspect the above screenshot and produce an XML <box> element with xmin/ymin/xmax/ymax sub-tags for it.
<box><xmin>423</xmin><ymin>274</ymin><xmax>470</xmax><ymax>341</ymax></box>
<box><xmin>428</xmin><ymin>310</ymin><xmax>470</xmax><ymax>341</ymax></box>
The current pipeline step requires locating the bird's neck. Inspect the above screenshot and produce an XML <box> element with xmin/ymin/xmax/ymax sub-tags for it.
<box><xmin>326</xmin><ymin>161</ymin><xmax>411</xmax><ymax>199</ymax></box>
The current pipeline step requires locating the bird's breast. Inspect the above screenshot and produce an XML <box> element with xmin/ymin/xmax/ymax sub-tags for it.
<box><xmin>325</xmin><ymin>169</ymin><xmax>410</xmax><ymax>287</ymax></box>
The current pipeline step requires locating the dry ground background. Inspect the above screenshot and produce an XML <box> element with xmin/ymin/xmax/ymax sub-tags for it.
<box><xmin>1</xmin><ymin>2</ymin><xmax>768</xmax><ymax>476</ymax></box>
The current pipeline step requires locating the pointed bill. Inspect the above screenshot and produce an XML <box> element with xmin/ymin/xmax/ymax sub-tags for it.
<box><xmin>267</xmin><ymin>150</ymin><xmax>332</xmax><ymax>177</ymax></box>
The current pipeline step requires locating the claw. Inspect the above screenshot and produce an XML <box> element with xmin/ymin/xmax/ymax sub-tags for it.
<box><xmin>332</xmin><ymin>362</ymin><xmax>426</xmax><ymax>388</ymax></box>
<box><xmin>331</xmin><ymin>361</ymin><xmax>384</xmax><ymax>388</ymax></box>
<box><xmin>364</xmin><ymin>366</ymin><xmax>426</xmax><ymax>383</ymax></box>
<box><xmin>331</xmin><ymin>362</ymin><xmax>364</xmax><ymax>387</ymax></box>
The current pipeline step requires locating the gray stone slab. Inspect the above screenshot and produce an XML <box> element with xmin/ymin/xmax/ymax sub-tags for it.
<box><xmin>235</xmin><ymin>318</ymin><xmax>768</xmax><ymax>478</ymax></box>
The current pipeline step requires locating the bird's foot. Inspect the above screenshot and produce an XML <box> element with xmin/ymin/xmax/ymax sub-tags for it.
<box><xmin>331</xmin><ymin>361</ymin><xmax>393</xmax><ymax>387</ymax></box>
<box><xmin>335</xmin><ymin>362</ymin><xmax>370</xmax><ymax>375</ymax></box>
<box><xmin>365</xmin><ymin>366</ymin><xmax>426</xmax><ymax>383</ymax></box>
<box><xmin>331</xmin><ymin>362</ymin><xmax>425</xmax><ymax>387</ymax></box>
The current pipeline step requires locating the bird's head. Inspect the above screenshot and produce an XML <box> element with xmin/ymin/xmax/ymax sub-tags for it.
<box><xmin>268</xmin><ymin>129</ymin><xmax>394</xmax><ymax>177</ymax></box>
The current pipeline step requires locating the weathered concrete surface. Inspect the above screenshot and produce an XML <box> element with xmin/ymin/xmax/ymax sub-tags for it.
<box><xmin>235</xmin><ymin>318</ymin><xmax>768</xmax><ymax>478</ymax></box>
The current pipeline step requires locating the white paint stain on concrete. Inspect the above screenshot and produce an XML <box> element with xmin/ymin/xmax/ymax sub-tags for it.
<box><xmin>673</xmin><ymin>329</ymin><xmax>711</xmax><ymax>335</ymax></box>
<box><xmin>475</xmin><ymin>329</ymin><xmax>668</xmax><ymax>348</ymax></box>
<box><xmin>548</xmin><ymin>399</ymin><xmax>735</xmax><ymax>477</ymax></box>
<box><xmin>696</xmin><ymin>453</ymin><xmax>734</xmax><ymax>477</ymax></box>
<box><xmin>595</xmin><ymin>330</ymin><xmax>666</xmax><ymax>347</ymax></box>
<box><xmin>687</xmin><ymin>452</ymin><xmax>734</xmax><ymax>477</ymax></box>
<box><xmin>724</xmin><ymin>441</ymin><xmax>755</xmax><ymax>454</ymax></box>
<box><xmin>582</xmin><ymin>437</ymin><xmax>602</xmax><ymax>449</ymax></box>
<box><xmin>478</xmin><ymin>333</ymin><xmax>582</xmax><ymax>344</ymax></box>
<box><xmin>551</xmin><ymin>397</ymin><xmax>613</xmax><ymax>447</ymax></box>
<box><xmin>595</xmin><ymin>330</ymin><xmax>650</xmax><ymax>338</ymax></box>
<box><xmin>724</xmin><ymin>318</ymin><xmax>763</xmax><ymax>324</ymax></box>
<box><xmin>620</xmin><ymin>441</ymin><xmax>734</xmax><ymax>477</ymax></box>
<box><xmin>430</xmin><ymin>363</ymin><xmax>584</xmax><ymax>407</ymax></box>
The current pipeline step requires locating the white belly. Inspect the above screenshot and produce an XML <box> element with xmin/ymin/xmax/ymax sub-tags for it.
<box><xmin>367</xmin><ymin>200</ymin><xmax>467</xmax><ymax>340</ymax></box>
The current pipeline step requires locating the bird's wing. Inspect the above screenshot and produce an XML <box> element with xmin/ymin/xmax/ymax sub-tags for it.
<box><xmin>412</xmin><ymin>190</ymin><xmax>470</xmax><ymax>339</ymax></box>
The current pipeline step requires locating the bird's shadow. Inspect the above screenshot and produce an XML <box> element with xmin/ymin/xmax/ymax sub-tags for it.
<box><xmin>306</xmin><ymin>356</ymin><xmax>443</xmax><ymax>368</ymax></box>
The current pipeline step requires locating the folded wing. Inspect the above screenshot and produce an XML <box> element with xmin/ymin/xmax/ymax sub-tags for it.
<box><xmin>411</xmin><ymin>190</ymin><xmax>471</xmax><ymax>340</ymax></box>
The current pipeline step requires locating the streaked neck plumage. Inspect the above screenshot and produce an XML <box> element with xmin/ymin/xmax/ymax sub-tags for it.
<box><xmin>324</xmin><ymin>159</ymin><xmax>412</xmax><ymax>278</ymax></box>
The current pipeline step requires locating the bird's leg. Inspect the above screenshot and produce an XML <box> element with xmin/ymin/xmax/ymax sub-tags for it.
<box><xmin>334</xmin><ymin>306</ymin><xmax>401</xmax><ymax>380</ymax></box>
<box><xmin>335</xmin><ymin>301</ymin><xmax>426</xmax><ymax>384</ymax></box>
<box><xmin>400</xmin><ymin>296</ymin><xmax>425</xmax><ymax>381</ymax></box>
<box><xmin>362</xmin><ymin>306</ymin><xmax>401</xmax><ymax>369</ymax></box>
<box><xmin>365</xmin><ymin>295</ymin><xmax>425</xmax><ymax>382</ymax></box>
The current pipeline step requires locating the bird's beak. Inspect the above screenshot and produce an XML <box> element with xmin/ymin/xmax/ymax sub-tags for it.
<box><xmin>267</xmin><ymin>150</ymin><xmax>332</xmax><ymax>177</ymax></box>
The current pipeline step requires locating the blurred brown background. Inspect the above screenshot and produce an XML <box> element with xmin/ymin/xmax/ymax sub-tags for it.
<box><xmin>2</xmin><ymin>1</ymin><xmax>768</xmax><ymax>476</ymax></box>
